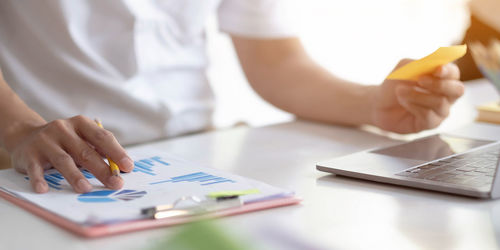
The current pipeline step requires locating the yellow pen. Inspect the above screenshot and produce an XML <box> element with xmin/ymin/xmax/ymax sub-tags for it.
<box><xmin>94</xmin><ymin>119</ymin><xmax>121</xmax><ymax>177</ymax></box>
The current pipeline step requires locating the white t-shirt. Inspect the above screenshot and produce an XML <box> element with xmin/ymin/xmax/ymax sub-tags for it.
<box><xmin>0</xmin><ymin>0</ymin><xmax>296</xmax><ymax>145</ymax></box>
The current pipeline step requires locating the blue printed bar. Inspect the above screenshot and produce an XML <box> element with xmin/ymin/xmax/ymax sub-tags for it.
<box><xmin>149</xmin><ymin>179</ymin><xmax>171</xmax><ymax>185</ymax></box>
<box><xmin>188</xmin><ymin>175</ymin><xmax>221</xmax><ymax>182</ymax></box>
<box><xmin>78</xmin><ymin>197</ymin><xmax>114</xmax><ymax>202</ymax></box>
<box><xmin>134</xmin><ymin>161</ymin><xmax>156</xmax><ymax>176</ymax></box>
<box><xmin>43</xmin><ymin>175</ymin><xmax>62</xmax><ymax>190</ymax></box>
<box><xmin>139</xmin><ymin>159</ymin><xmax>154</xmax><ymax>166</ymax></box>
<box><xmin>151</xmin><ymin>156</ymin><xmax>170</xmax><ymax>166</ymax></box>
<box><xmin>170</xmin><ymin>172</ymin><xmax>207</xmax><ymax>182</ymax></box>
<box><xmin>47</xmin><ymin>183</ymin><xmax>62</xmax><ymax>190</ymax></box>
<box><xmin>81</xmin><ymin>170</ymin><xmax>94</xmax><ymax>179</ymax></box>
<box><xmin>25</xmin><ymin>176</ymin><xmax>62</xmax><ymax>190</ymax></box>
<box><xmin>132</xmin><ymin>156</ymin><xmax>170</xmax><ymax>176</ymax></box>
<box><xmin>24</xmin><ymin>169</ymin><xmax>93</xmax><ymax>191</ymax></box>
<box><xmin>202</xmin><ymin>179</ymin><xmax>236</xmax><ymax>185</ymax></box>
<box><xmin>44</xmin><ymin>175</ymin><xmax>60</xmax><ymax>186</ymax></box>
<box><xmin>199</xmin><ymin>177</ymin><xmax>226</xmax><ymax>183</ymax></box>
<box><xmin>149</xmin><ymin>172</ymin><xmax>236</xmax><ymax>186</ymax></box>
<box><xmin>134</xmin><ymin>162</ymin><xmax>152</xmax><ymax>171</ymax></box>
<box><xmin>49</xmin><ymin>173</ymin><xmax>64</xmax><ymax>180</ymax></box>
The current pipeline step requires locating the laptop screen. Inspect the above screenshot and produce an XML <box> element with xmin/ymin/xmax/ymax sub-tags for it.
<box><xmin>371</xmin><ymin>135</ymin><xmax>494</xmax><ymax>161</ymax></box>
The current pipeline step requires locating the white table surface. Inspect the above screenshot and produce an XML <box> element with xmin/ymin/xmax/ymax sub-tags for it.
<box><xmin>2</xmin><ymin>79</ymin><xmax>500</xmax><ymax>250</ymax></box>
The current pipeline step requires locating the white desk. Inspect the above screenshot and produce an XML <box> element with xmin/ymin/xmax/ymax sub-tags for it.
<box><xmin>1</xmin><ymin>79</ymin><xmax>500</xmax><ymax>250</ymax></box>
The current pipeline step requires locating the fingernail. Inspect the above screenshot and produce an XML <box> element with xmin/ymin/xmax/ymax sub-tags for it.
<box><xmin>35</xmin><ymin>181</ymin><xmax>48</xmax><ymax>193</ymax></box>
<box><xmin>107</xmin><ymin>175</ymin><xmax>123</xmax><ymax>189</ymax></box>
<box><xmin>418</xmin><ymin>76</ymin><xmax>432</xmax><ymax>86</ymax></box>
<box><xmin>77</xmin><ymin>179</ymin><xmax>92</xmax><ymax>193</ymax></box>
<box><xmin>436</xmin><ymin>66</ymin><xmax>448</xmax><ymax>77</ymax></box>
<box><xmin>119</xmin><ymin>157</ymin><xmax>134</xmax><ymax>172</ymax></box>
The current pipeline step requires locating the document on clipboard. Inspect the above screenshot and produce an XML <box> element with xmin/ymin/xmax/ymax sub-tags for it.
<box><xmin>0</xmin><ymin>149</ymin><xmax>300</xmax><ymax>237</ymax></box>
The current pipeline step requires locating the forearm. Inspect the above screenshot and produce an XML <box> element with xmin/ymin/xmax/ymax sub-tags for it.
<box><xmin>233</xmin><ymin>36</ymin><xmax>464</xmax><ymax>134</ymax></box>
<box><xmin>233</xmin><ymin>37</ymin><xmax>376</xmax><ymax>127</ymax></box>
<box><xmin>0</xmin><ymin>70</ymin><xmax>46</xmax><ymax>151</ymax></box>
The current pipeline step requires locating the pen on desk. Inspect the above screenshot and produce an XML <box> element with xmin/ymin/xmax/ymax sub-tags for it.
<box><xmin>94</xmin><ymin>119</ymin><xmax>121</xmax><ymax>177</ymax></box>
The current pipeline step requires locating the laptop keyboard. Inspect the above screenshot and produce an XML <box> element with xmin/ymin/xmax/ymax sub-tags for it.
<box><xmin>396</xmin><ymin>144</ymin><xmax>500</xmax><ymax>187</ymax></box>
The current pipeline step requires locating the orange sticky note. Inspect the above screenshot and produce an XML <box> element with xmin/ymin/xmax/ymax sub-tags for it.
<box><xmin>386</xmin><ymin>45</ymin><xmax>467</xmax><ymax>81</ymax></box>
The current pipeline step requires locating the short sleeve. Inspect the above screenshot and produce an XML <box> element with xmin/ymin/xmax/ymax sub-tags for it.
<box><xmin>217</xmin><ymin>0</ymin><xmax>299</xmax><ymax>38</ymax></box>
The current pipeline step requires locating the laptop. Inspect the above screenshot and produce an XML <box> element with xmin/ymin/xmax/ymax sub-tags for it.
<box><xmin>316</xmin><ymin>134</ymin><xmax>500</xmax><ymax>198</ymax></box>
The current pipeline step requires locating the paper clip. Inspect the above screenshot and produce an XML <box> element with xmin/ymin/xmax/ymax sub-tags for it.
<box><xmin>141</xmin><ymin>195</ymin><xmax>243</xmax><ymax>220</ymax></box>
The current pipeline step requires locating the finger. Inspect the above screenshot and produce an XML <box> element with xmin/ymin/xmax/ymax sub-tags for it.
<box><xmin>417</xmin><ymin>77</ymin><xmax>465</xmax><ymax>100</ymax></box>
<box><xmin>396</xmin><ymin>86</ymin><xmax>451</xmax><ymax>117</ymax></box>
<box><xmin>11</xmin><ymin>150</ymin><xmax>49</xmax><ymax>193</ymax></box>
<box><xmin>26</xmin><ymin>162</ymin><xmax>49</xmax><ymax>194</ymax></box>
<box><xmin>65</xmin><ymin>137</ymin><xmax>123</xmax><ymax>190</ymax></box>
<box><xmin>432</xmin><ymin>63</ymin><xmax>460</xmax><ymax>80</ymax></box>
<box><xmin>87</xmin><ymin>142</ymin><xmax>106</xmax><ymax>158</ymax></box>
<box><xmin>43</xmin><ymin>145</ymin><xmax>92</xmax><ymax>193</ymax></box>
<box><xmin>71</xmin><ymin>116</ymin><xmax>133</xmax><ymax>172</ymax></box>
<box><xmin>398</xmin><ymin>100</ymin><xmax>443</xmax><ymax>132</ymax></box>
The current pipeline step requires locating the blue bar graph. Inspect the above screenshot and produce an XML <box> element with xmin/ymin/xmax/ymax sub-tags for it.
<box><xmin>149</xmin><ymin>172</ymin><xmax>236</xmax><ymax>186</ymax></box>
<box><xmin>133</xmin><ymin>156</ymin><xmax>170</xmax><ymax>176</ymax></box>
<box><xmin>24</xmin><ymin>169</ymin><xmax>95</xmax><ymax>190</ymax></box>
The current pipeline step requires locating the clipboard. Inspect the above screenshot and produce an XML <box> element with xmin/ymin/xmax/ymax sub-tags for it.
<box><xmin>0</xmin><ymin>190</ymin><xmax>301</xmax><ymax>238</ymax></box>
<box><xmin>0</xmin><ymin>152</ymin><xmax>301</xmax><ymax>238</ymax></box>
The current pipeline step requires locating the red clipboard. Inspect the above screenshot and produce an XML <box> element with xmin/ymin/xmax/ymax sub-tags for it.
<box><xmin>0</xmin><ymin>190</ymin><xmax>301</xmax><ymax>238</ymax></box>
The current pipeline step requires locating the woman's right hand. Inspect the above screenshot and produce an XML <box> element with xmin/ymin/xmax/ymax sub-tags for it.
<box><xmin>4</xmin><ymin>115</ymin><xmax>134</xmax><ymax>193</ymax></box>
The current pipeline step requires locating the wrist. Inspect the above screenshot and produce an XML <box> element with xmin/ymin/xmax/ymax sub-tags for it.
<box><xmin>360</xmin><ymin>84</ymin><xmax>378</xmax><ymax>126</ymax></box>
<box><xmin>2</xmin><ymin>119</ymin><xmax>46</xmax><ymax>153</ymax></box>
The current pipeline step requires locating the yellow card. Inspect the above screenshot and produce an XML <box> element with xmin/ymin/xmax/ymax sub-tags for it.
<box><xmin>386</xmin><ymin>45</ymin><xmax>467</xmax><ymax>81</ymax></box>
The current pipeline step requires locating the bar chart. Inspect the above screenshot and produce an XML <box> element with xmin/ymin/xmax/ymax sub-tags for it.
<box><xmin>133</xmin><ymin>156</ymin><xmax>170</xmax><ymax>176</ymax></box>
<box><xmin>149</xmin><ymin>172</ymin><xmax>236</xmax><ymax>186</ymax></box>
<box><xmin>24</xmin><ymin>169</ymin><xmax>95</xmax><ymax>190</ymax></box>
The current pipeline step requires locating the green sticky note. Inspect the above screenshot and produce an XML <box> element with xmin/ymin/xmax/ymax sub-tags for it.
<box><xmin>207</xmin><ymin>189</ymin><xmax>260</xmax><ymax>198</ymax></box>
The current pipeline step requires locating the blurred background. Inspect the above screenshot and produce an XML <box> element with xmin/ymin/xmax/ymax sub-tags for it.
<box><xmin>205</xmin><ymin>0</ymin><xmax>499</xmax><ymax>129</ymax></box>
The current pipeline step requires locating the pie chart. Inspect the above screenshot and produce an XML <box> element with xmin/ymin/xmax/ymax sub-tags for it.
<box><xmin>77</xmin><ymin>189</ymin><xmax>147</xmax><ymax>203</ymax></box>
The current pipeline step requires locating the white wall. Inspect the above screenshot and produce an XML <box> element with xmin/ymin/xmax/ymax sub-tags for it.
<box><xmin>206</xmin><ymin>0</ymin><xmax>470</xmax><ymax>128</ymax></box>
